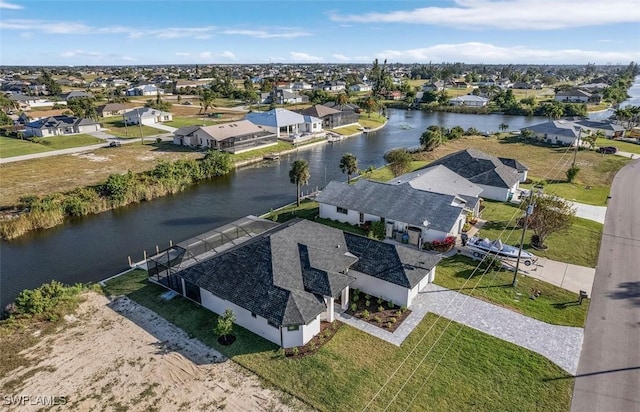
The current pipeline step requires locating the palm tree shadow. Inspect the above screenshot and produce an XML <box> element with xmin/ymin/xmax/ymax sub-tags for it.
<box><xmin>607</xmin><ymin>282</ymin><xmax>640</xmax><ymax>307</ymax></box>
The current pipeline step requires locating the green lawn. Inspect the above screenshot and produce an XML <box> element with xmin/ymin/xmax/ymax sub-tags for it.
<box><xmin>163</xmin><ymin>116</ymin><xmax>219</xmax><ymax>128</ymax></box>
<box><xmin>363</xmin><ymin>161</ymin><xmax>429</xmax><ymax>182</ymax></box>
<box><xmin>0</xmin><ymin>134</ymin><xmax>103</xmax><ymax>158</ymax></box>
<box><xmin>478</xmin><ymin>200</ymin><xmax>603</xmax><ymax>267</ymax></box>
<box><xmin>100</xmin><ymin>118</ymin><xmax>166</xmax><ymax>138</ymax></box>
<box><xmin>435</xmin><ymin>255</ymin><xmax>588</xmax><ymax>327</ymax></box>
<box><xmin>103</xmin><ymin>270</ymin><xmax>574</xmax><ymax>412</ymax></box>
<box><xmin>596</xmin><ymin>137</ymin><xmax>640</xmax><ymax>155</ymax></box>
<box><xmin>265</xmin><ymin>200</ymin><xmax>368</xmax><ymax>236</ymax></box>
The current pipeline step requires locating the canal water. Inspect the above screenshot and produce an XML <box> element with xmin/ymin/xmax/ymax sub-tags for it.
<box><xmin>1</xmin><ymin>83</ymin><xmax>637</xmax><ymax>307</ymax></box>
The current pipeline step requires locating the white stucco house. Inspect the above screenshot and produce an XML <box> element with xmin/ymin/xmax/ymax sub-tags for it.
<box><xmin>555</xmin><ymin>89</ymin><xmax>591</xmax><ymax>103</ymax></box>
<box><xmin>124</xmin><ymin>107</ymin><xmax>172</xmax><ymax>125</ymax></box>
<box><xmin>427</xmin><ymin>148</ymin><xmax>525</xmax><ymax>201</ymax></box>
<box><xmin>316</xmin><ymin>178</ymin><xmax>479</xmax><ymax>245</ymax></box>
<box><xmin>245</xmin><ymin>108</ymin><xmax>323</xmax><ymax>143</ymax></box>
<box><xmin>149</xmin><ymin>218</ymin><xmax>441</xmax><ymax>348</ymax></box>
<box><xmin>24</xmin><ymin>115</ymin><xmax>101</xmax><ymax>137</ymax></box>
<box><xmin>449</xmin><ymin>95</ymin><xmax>490</xmax><ymax>107</ymax></box>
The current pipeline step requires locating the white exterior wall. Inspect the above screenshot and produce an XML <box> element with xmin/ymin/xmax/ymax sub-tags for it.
<box><xmin>282</xmin><ymin>316</ymin><xmax>320</xmax><ymax>348</ymax></box>
<box><xmin>200</xmin><ymin>288</ymin><xmax>290</xmax><ymax>347</ymax></box>
<box><xmin>406</xmin><ymin>267</ymin><xmax>436</xmax><ymax>305</ymax></box>
<box><xmin>78</xmin><ymin>124</ymin><xmax>100</xmax><ymax>133</ymax></box>
<box><xmin>349</xmin><ymin>270</ymin><xmax>410</xmax><ymax>307</ymax></box>
<box><xmin>319</xmin><ymin>203</ymin><xmax>360</xmax><ymax>224</ymax></box>
<box><xmin>519</xmin><ymin>170</ymin><xmax>528</xmax><ymax>182</ymax></box>
<box><xmin>477</xmin><ymin>184</ymin><xmax>510</xmax><ymax>201</ymax></box>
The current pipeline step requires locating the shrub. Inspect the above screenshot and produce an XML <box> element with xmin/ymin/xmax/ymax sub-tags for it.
<box><xmin>400</xmin><ymin>306</ymin><xmax>407</xmax><ymax>313</ymax></box>
<box><xmin>292</xmin><ymin>347</ymin><xmax>299</xmax><ymax>356</ymax></box>
<box><xmin>350</xmin><ymin>303</ymin><xmax>357</xmax><ymax>312</ymax></box>
<box><xmin>374</xmin><ymin>316</ymin><xmax>382</xmax><ymax>324</ymax></box>
<box><xmin>377</xmin><ymin>297</ymin><xmax>383</xmax><ymax>304</ymax></box>
<box><xmin>364</xmin><ymin>294</ymin><xmax>370</xmax><ymax>300</ymax></box>
<box><xmin>388</xmin><ymin>301</ymin><xmax>395</xmax><ymax>309</ymax></box>
<box><xmin>362</xmin><ymin>310</ymin><xmax>370</xmax><ymax>319</ymax></box>
<box><xmin>462</xmin><ymin>222</ymin><xmax>472</xmax><ymax>233</ymax></box>
<box><xmin>369</xmin><ymin>221</ymin><xmax>386</xmax><ymax>240</ymax></box>
<box><xmin>387</xmin><ymin>322</ymin><xmax>393</xmax><ymax>329</ymax></box>
<box><xmin>378</xmin><ymin>305</ymin><xmax>384</xmax><ymax>312</ymax></box>
<box><xmin>156</xmin><ymin>137</ymin><xmax>162</xmax><ymax>143</ymax></box>
<box><xmin>365</xmin><ymin>300</ymin><xmax>370</xmax><ymax>307</ymax></box>
<box><xmin>352</xmin><ymin>295</ymin><xmax>359</xmax><ymax>303</ymax></box>
<box><xmin>12</xmin><ymin>280</ymin><xmax>84</xmax><ymax>320</ymax></box>
<box><xmin>397</xmin><ymin>310</ymin><xmax>403</xmax><ymax>316</ymax></box>
<box><xmin>390</xmin><ymin>317</ymin><xmax>397</xmax><ymax>323</ymax></box>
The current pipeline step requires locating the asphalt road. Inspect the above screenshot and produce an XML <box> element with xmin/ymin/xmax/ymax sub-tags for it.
<box><xmin>571</xmin><ymin>158</ymin><xmax>640</xmax><ymax>411</ymax></box>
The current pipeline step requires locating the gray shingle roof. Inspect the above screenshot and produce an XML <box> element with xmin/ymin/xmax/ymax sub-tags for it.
<box><xmin>498</xmin><ymin>157</ymin><xmax>528</xmax><ymax>172</ymax></box>
<box><xmin>316</xmin><ymin>179</ymin><xmax>467</xmax><ymax>233</ymax></box>
<box><xmin>427</xmin><ymin>148</ymin><xmax>520</xmax><ymax>189</ymax></box>
<box><xmin>388</xmin><ymin>165</ymin><xmax>483</xmax><ymax>198</ymax></box>
<box><xmin>175</xmin><ymin>218</ymin><xmax>440</xmax><ymax>326</ymax></box>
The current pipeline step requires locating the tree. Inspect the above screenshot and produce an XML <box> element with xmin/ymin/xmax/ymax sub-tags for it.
<box><xmin>214</xmin><ymin>308</ymin><xmax>236</xmax><ymax>345</ymax></box>
<box><xmin>499</xmin><ymin>123</ymin><xmax>509</xmax><ymax>133</ymax></box>
<box><xmin>383</xmin><ymin>149</ymin><xmax>411</xmax><ymax>177</ymax></box>
<box><xmin>199</xmin><ymin>89</ymin><xmax>216</xmax><ymax>114</ymax></box>
<box><xmin>420</xmin><ymin>125</ymin><xmax>444</xmax><ymax>151</ymax></box>
<box><xmin>339</xmin><ymin>153</ymin><xmax>358</xmax><ymax>183</ymax></box>
<box><xmin>566</xmin><ymin>165</ymin><xmax>580</xmax><ymax>182</ymax></box>
<box><xmin>335</xmin><ymin>92</ymin><xmax>349</xmax><ymax>111</ymax></box>
<box><xmin>362</xmin><ymin>97</ymin><xmax>377</xmax><ymax>118</ymax></box>
<box><xmin>289</xmin><ymin>159</ymin><xmax>310</xmax><ymax>206</ymax></box>
<box><xmin>67</xmin><ymin>97</ymin><xmax>97</xmax><ymax>120</ymax></box>
<box><xmin>582</xmin><ymin>130</ymin><xmax>600</xmax><ymax>149</ymax></box>
<box><xmin>523</xmin><ymin>194</ymin><xmax>575</xmax><ymax>249</ymax></box>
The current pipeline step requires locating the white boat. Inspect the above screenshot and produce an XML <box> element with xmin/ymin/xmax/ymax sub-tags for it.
<box><xmin>466</xmin><ymin>236</ymin><xmax>537</xmax><ymax>266</ymax></box>
<box><xmin>326</xmin><ymin>133</ymin><xmax>344</xmax><ymax>142</ymax></box>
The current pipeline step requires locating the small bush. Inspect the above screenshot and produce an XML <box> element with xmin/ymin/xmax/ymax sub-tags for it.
<box><xmin>362</xmin><ymin>310</ymin><xmax>370</xmax><ymax>319</ymax></box>
<box><xmin>377</xmin><ymin>297</ymin><xmax>383</xmax><ymax>304</ymax></box>
<box><xmin>156</xmin><ymin>137</ymin><xmax>162</xmax><ymax>143</ymax></box>
<box><xmin>374</xmin><ymin>316</ymin><xmax>382</xmax><ymax>324</ymax></box>
<box><xmin>292</xmin><ymin>347</ymin><xmax>299</xmax><ymax>356</ymax></box>
<box><xmin>365</xmin><ymin>300</ymin><xmax>370</xmax><ymax>307</ymax></box>
<box><xmin>390</xmin><ymin>317</ymin><xmax>397</xmax><ymax>324</ymax></box>
<box><xmin>350</xmin><ymin>303</ymin><xmax>357</xmax><ymax>312</ymax></box>
<box><xmin>378</xmin><ymin>305</ymin><xmax>384</xmax><ymax>312</ymax></box>
<box><xmin>400</xmin><ymin>306</ymin><xmax>407</xmax><ymax>312</ymax></box>
<box><xmin>397</xmin><ymin>310</ymin><xmax>403</xmax><ymax>316</ymax></box>
<box><xmin>364</xmin><ymin>294</ymin><xmax>370</xmax><ymax>301</ymax></box>
<box><xmin>387</xmin><ymin>322</ymin><xmax>393</xmax><ymax>329</ymax></box>
<box><xmin>388</xmin><ymin>301</ymin><xmax>395</xmax><ymax>309</ymax></box>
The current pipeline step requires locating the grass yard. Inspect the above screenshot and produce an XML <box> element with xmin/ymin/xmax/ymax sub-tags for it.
<box><xmin>478</xmin><ymin>200</ymin><xmax>603</xmax><ymax>267</ymax></box>
<box><xmin>435</xmin><ymin>255</ymin><xmax>588</xmax><ymax>327</ymax></box>
<box><xmin>265</xmin><ymin>200</ymin><xmax>368</xmax><ymax>236</ymax></box>
<box><xmin>596</xmin><ymin>137</ymin><xmax>640</xmax><ymax>155</ymax></box>
<box><xmin>163</xmin><ymin>116</ymin><xmax>219</xmax><ymax>128</ymax></box>
<box><xmin>0</xmin><ymin>141</ymin><xmax>201</xmax><ymax>206</ymax></box>
<box><xmin>363</xmin><ymin>161</ymin><xmax>429</xmax><ymax>182</ymax></box>
<box><xmin>0</xmin><ymin>134</ymin><xmax>103</xmax><ymax>158</ymax></box>
<box><xmin>100</xmin><ymin>118</ymin><xmax>166</xmax><ymax>139</ymax></box>
<box><xmin>103</xmin><ymin>269</ymin><xmax>574</xmax><ymax>412</ymax></box>
<box><xmin>231</xmin><ymin>141</ymin><xmax>294</xmax><ymax>163</ymax></box>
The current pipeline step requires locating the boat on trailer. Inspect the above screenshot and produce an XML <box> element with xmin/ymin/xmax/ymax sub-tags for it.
<box><xmin>466</xmin><ymin>236</ymin><xmax>538</xmax><ymax>266</ymax></box>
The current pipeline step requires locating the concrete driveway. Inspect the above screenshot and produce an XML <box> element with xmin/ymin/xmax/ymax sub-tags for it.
<box><xmin>568</xmin><ymin>201</ymin><xmax>607</xmax><ymax>224</ymax></box>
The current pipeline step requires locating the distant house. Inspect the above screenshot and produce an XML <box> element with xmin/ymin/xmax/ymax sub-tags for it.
<box><xmin>245</xmin><ymin>108</ymin><xmax>322</xmax><ymax>143</ymax></box>
<box><xmin>123</xmin><ymin>107</ymin><xmax>172</xmax><ymax>125</ymax></box>
<box><xmin>291</xmin><ymin>81</ymin><xmax>313</xmax><ymax>91</ymax></box>
<box><xmin>24</xmin><ymin>115</ymin><xmax>101</xmax><ymax>137</ymax></box>
<box><xmin>317</xmin><ymin>81</ymin><xmax>346</xmax><ymax>92</ymax></box>
<box><xmin>555</xmin><ymin>89</ymin><xmax>591</xmax><ymax>103</ymax></box>
<box><xmin>422</xmin><ymin>80</ymin><xmax>445</xmax><ymax>92</ymax></box>
<box><xmin>150</xmin><ymin>218</ymin><xmax>441</xmax><ymax>348</ymax></box>
<box><xmin>174</xmin><ymin>79</ymin><xmax>199</xmax><ymax>90</ymax></box>
<box><xmin>317</xmin><ymin>179</ymin><xmax>477</xmax><ymax>243</ymax></box>
<box><xmin>449</xmin><ymin>95</ymin><xmax>489</xmax><ymax>107</ymax></box>
<box><xmin>322</xmin><ymin>101</ymin><xmax>361</xmax><ymax>113</ymax></box>
<box><xmin>173</xmin><ymin>120</ymin><xmax>277</xmax><ymax>153</ymax></box>
<box><xmin>297</xmin><ymin>104</ymin><xmax>359</xmax><ymax>129</ymax></box>
<box><xmin>384</xmin><ymin>91</ymin><xmax>403</xmax><ymax>100</ymax></box>
<box><xmin>126</xmin><ymin>85</ymin><xmax>164</xmax><ymax>96</ymax></box>
<box><xmin>349</xmin><ymin>83</ymin><xmax>372</xmax><ymax>92</ymax></box>
<box><xmin>427</xmin><ymin>148</ymin><xmax>524</xmax><ymax>201</ymax></box>
<box><xmin>522</xmin><ymin>119</ymin><xmax>625</xmax><ymax>145</ymax></box>
<box><xmin>96</xmin><ymin>103</ymin><xmax>128</xmax><ymax>117</ymax></box>
<box><xmin>61</xmin><ymin>91</ymin><xmax>93</xmax><ymax>101</ymax></box>
<box><xmin>274</xmin><ymin>90</ymin><xmax>308</xmax><ymax>105</ymax></box>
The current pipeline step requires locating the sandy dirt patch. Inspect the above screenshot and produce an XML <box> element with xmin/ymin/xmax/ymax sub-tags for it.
<box><xmin>0</xmin><ymin>293</ymin><xmax>306</xmax><ymax>411</ymax></box>
<box><xmin>71</xmin><ymin>152</ymin><xmax>112</xmax><ymax>162</ymax></box>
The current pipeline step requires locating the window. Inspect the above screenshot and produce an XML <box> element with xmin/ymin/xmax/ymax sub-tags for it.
<box><xmin>287</xmin><ymin>325</ymin><xmax>299</xmax><ymax>331</ymax></box>
<box><xmin>337</xmin><ymin>206</ymin><xmax>348</xmax><ymax>215</ymax></box>
<box><xmin>251</xmin><ymin>312</ymin><xmax>257</xmax><ymax>318</ymax></box>
<box><xmin>268</xmin><ymin>320</ymin><xmax>279</xmax><ymax>328</ymax></box>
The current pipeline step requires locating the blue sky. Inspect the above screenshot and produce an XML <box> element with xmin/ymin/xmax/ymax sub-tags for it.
<box><xmin>1</xmin><ymin>0</ymin><xmax>639</xmax><ymax>66</ymax></box>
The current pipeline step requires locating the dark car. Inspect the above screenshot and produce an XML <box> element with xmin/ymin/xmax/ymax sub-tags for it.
<box><xmin>597</xmin><ymin>146</ymin><xmax>617</xmax><ymax>154</ymax></box>
<box><xmin>109</xmin><ymin>141</ymin><xmax>122</xmax><ymax>147</ymax></box>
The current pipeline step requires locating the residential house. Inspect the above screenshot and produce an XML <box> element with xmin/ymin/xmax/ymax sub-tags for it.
<box><xmin>555</xmin><ymin>89</ymin><xmax>591</xmax><ymax>103</ymax></box>
<box><xmin>449</xmin><ymin>95</ymin><xmax>490</xmax><ymax>107</ymax></box>
<box><xmin>385</xmin><ymin>91</ymin><xmax>403</xmax><ymax>100</ymax></box>
<box><xmin>61</xmin><ymin>91</ymin><xmax>93</xmax><ymax>101</ymax></box>
<box><xmin>349</xmin><ymin>83</ymin><xmax>372</xmax><ymax>92</ymax></box>
<box><xmin>173</xmin><ymin>120</ymin><xmax>277</xmax><ymax>153</ymax></box>
<box><xmin>24</xmin><ymin>115</ymin><xmax>101</xmax><ymax>137</ymax></box>
<box><xmin>96</xmin><ymin>103</ymin><xmax>128</xmax><ymax>118</ymax></box>
<box><xmin>427</xmin><ymin>148</ymin><xmax>524</xmax><ymax>201</ymax></box>
<box><xmin>274</xmin><ymin>90</ymin><xmax>308</xmax><ymax>105</ymax></box>
<box><xmin>149</xmin><ymin>218</ymin><xmax>441</xmax><ymax>348</ymax></box>
<box><xmin>317</xmin><ymin>81</ymin><xmax>346</xmax><ymax>92</ymax></box>
<box><xmin>297</xmin><ymin>104</ymin><xmax>359</xmax><ymax>129</ymax></box>
<box><xmin>317</xmin><ymin>179</ymin><xmax>478</xmax><ymax>244</ymax></box>
<box><xmin>322</xmin><ymin>101</ymin><xmax>361</xmax><ymax>113</ymax></box>
<box><xmin>126</xmin><ymin>85</ymin><xmax>164</xmax><ymax>96</ymax></box>
<box><xmin>422</xmin><ymin>81</ymin><xmax>445</xmax><ymax>92</ymax></box>
<box><xmin>291</xmin><ymin>81</ymin><xmax>313</xmax><ymax>91</ymax></box>
<box><xmin>245</xmin><ymin>108</ymin><xmax>322</xmax><ymax>143</ymax></box>
<box><xmin>387</xmin><ymin>165</ymin><xmax>484</xmax><ymax>202</ymax></box>
<box><xmin>522</xmin><ymin>119</ymin><xmax>625</xmax><ymax>145</ymax></box>
<box><xmin>123</xmin><ymin>107</ymin><xmax>172</xmax><ymax>125</ymax></box>
<box><xmin>175</xmin><ymin>79</ymin><xmax>200</xmax><ymax>90</ymax></box>
<box><xmin>574</xmin><ymin>119</ymin><xmax>625</xmax><ymax>138</ymax></box>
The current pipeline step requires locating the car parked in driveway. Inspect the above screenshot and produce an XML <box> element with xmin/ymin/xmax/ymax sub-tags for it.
<box><xmin>597</xmin><ymin>146</ymin><xmax>617</xmax><ymax>154</ymax></box>
<box><xmin>108</xmin><ymin>141</ymin><xmax>121</xmax><ymax>147</ymax></box>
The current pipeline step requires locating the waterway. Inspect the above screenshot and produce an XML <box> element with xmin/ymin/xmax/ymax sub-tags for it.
<box><xmin>1</xmin><ymin>83</ymin><xmax>637</xmax><ymax>307</ymax></box>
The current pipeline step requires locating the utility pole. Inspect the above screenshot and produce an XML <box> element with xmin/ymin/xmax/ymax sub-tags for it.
<box><xmin>572</xmin><ymin>127</ymin><xmax>582</xmax><ymax>168</ymax></box>
<box><xmin>513</xmin><ymin>189</ymin><xmax>535</xmax><ymax>287</ymax></box>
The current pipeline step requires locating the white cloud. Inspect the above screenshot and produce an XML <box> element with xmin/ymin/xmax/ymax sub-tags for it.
<box><xmin>175</xmin><ymin>52</ymin><xmax>191</xmax><ymax>56</ymax></box>
<box><xmin>330</xmin><ymin>0</ymin><xmax>640</xmax><ymax>30</ymax></box>
<box><xmin>289</xmin><ymin>52</ymin><xmax>323</xmax><ymax>63</ymax></box>
<box><xmin>374</xmin><ymin>42</ymin><xmax>640</xmax><ymax>64</ymax></box>
<box><xmin>332</xmin><ymin>54</ymin><xmax>350</xmax><ymax>62</ymax></box>
<box><xmin>61</xmin><ymin>50</ymin><xmax>103</xmax><ymax>58</ymax></box>
<box><xmin>0</xmin><ymin>1</ymin><xmax>22</xmax><ymax>9</ymax></box>
<box><xmin>222</xmin><ymin>29</ymin><xmax>310</xmax><ymax>39</ymax></box>
<box><xmin>219</xmin><ymin>51</ymin><xmax>236</xmax><ymax>60</ymax></box>
<box><xmin>199</xmin><ymin>52</ymin><xmax>212</xmax><ymax>59</ymax></box>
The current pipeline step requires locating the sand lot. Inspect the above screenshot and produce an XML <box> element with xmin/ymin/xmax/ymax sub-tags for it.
<box><xmin>1</xmin><ymin>293</ymin><xmax>305</xmax><ymax>411</ymax></box>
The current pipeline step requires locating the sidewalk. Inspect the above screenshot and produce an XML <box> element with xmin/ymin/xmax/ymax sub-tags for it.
<box><xmin>337</xmin><ymin>282</ymin><xmax>583</xmax><ymax>375</ymax></box>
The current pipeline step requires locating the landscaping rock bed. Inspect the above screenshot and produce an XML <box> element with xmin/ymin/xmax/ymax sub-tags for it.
<box><xmin>285</xmin><ymin>320</ymin><xmax>342</xmax><ymax>359</ymax></box>
<box><xmin>345</xmin><ymin>291</ymin><xmax>412</xmax><ymax>332</ymax></box>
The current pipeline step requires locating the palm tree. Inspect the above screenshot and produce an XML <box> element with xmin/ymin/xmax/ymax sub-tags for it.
<box><xmin>339</xmin><ymin>153</ymin><xmax>358</xmax><ymax>183</ymax></box>
<box><xmin>363</xmin><ymin>97</ymin><xmax>377</xmax><ymax>118</ymax></box>
<box><xmin>200</xmin><ymin>89</ymin><xmax>216</xmax><ymax>114</ymax></box>
<box><xmin>335</xmin><ymin>92</ymin><xmax>349</xmax><ymax>111</ymax></box>
<box><xmin>289</xmin><ymin>160</ymin><xmax>310</xmax><ymax>206</ymax></box>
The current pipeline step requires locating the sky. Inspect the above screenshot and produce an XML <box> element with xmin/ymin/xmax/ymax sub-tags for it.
<box><xmin>0</xmin><ymin>0</ymin><xmax>639</xmax><ymax>66</ymax></box>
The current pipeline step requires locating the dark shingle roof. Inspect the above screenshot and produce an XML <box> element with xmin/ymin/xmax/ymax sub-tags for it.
<box><xmin>26</xmin><ymin>115</ymin><xmax>98</xmax><ymax>129</ymax></box>
<box><xmin>498</xmin><ymin>157</ymin><xmax>528</xmax><ymax>172</ymax></box>
<box><xmin>176</xmin><ymin>218</ymin><xmax>440</xmax><ymax>326</ymax></box>
<box><xmin>316</xmin><ymin>180</ymin><xmax>467</xmax><ymax>233</ymax></box>
<box><xmin>428</xmin><ymin>148</ymin><xmax>520</xmax><ymax>189</ymax></box>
